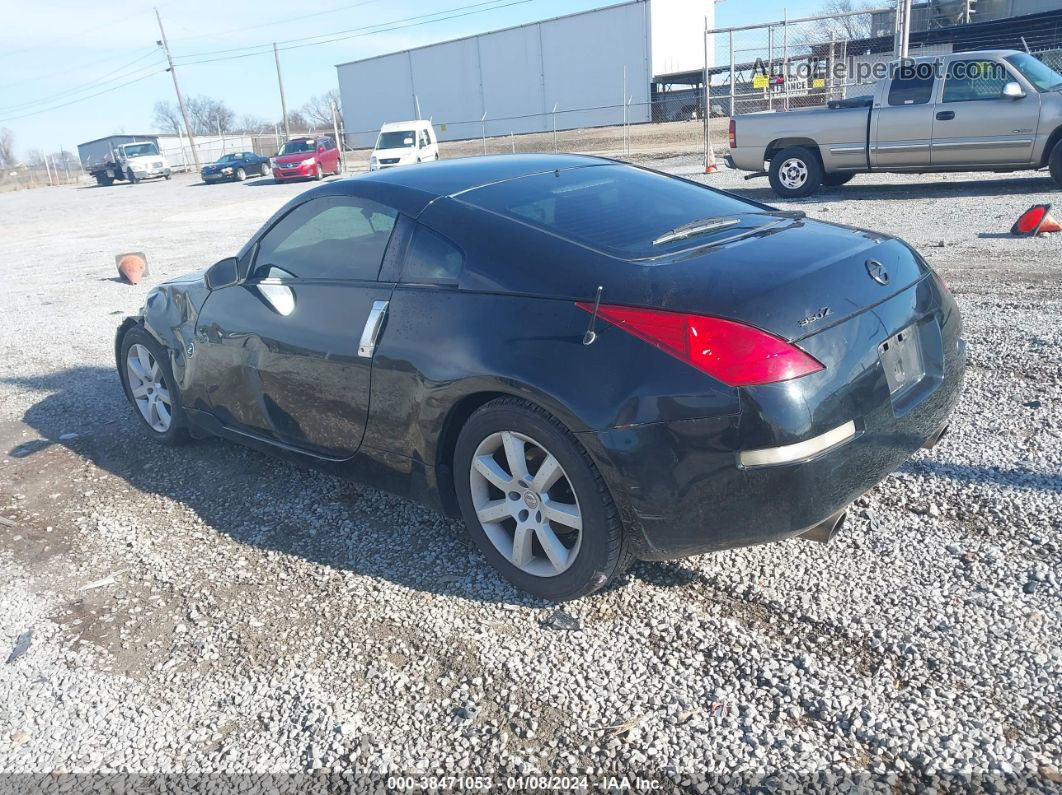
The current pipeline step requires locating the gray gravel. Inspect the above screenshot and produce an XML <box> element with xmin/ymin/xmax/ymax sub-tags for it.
<box><xmin>0</xmin><ymin>164</ymin><xmax>1060</xmax><ymax>791</ymax></box>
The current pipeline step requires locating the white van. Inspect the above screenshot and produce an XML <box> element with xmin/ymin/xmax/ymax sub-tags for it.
<box><xmin>369</xmin><ymin>121</ymin><xmax>439</xmax><ymax>171</ymax></box>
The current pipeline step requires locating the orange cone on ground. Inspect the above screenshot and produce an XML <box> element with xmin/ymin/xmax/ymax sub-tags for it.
<box><xmin>704</xmin><ymin>147</ymin><xmax>719</xmax><ymax>174</ymax></box>
<box><xmin>1011</xmin><ymin>204</ymin><xmax>1061</xmax><ymax>236</ymax></box>
<box><xmin>116</xmin><ymin>253</ymin><xmax>148</xmax><ymax>285</ymax></box>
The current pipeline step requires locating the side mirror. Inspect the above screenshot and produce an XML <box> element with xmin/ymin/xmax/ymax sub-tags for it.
<box><xmin>1003</xmin><ymin>81</ymin><xmax>1026</xmax><ymax>99</ymax></box>
<box><xmin>204</xmin><ymin>257</ymin><xmax>239</xmax><ymax>290</ymax></box>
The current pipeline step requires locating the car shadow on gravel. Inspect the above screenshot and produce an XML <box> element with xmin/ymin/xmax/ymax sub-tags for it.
<box><xmin>3</xmin><ymin>366</ymin><xmax>540</xmax><ymax>606</ymax></box>
<box><xmin>730</xmin><ymin>175</ymin><xmax>1058</xmax><ymax>205</ymax></box>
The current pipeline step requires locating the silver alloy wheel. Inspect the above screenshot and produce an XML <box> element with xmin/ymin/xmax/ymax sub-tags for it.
<box><xmin>469</xmin><ymin>430</ymin><xmax>582</xmax><ymax>578</ymax></box>
<box><xmin>779</xmin><ymin>157</ymin><xmax>809</xmax><ymax>190</ymax></box>
<box><xmin>126</xmin><ymin>344</ymin><xmax>173</xmax><ymax>433</ymax></box>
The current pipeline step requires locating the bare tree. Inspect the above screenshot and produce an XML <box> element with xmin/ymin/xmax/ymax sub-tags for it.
<box><xmin>0</xmin><ymin>127</ymin><xmax>14</xmax><ymax>169</ymax></box>
<box><xmin>184</xmin><ymin>96</ymin><xmax>237</xmax><ymax>135</ymax></box>
<box><xmin>153</xmin><ymin>101</ymin><xmax>183</xmax><ymax>135</ymax></box>
<box><xmin>301</xmin><ymin>89</ymin><xmax>342</xmax><ymax>128</ymax></box>
<box><xmin>236</xmin><ymin>114</ymin><xmax>267</xmax><ymax>134</ymax></box>
<box><xmin>812</xmin><ymin>0</ymin><xmax>875</xmax><ymax>42</ymax></box>
<box><xmin>284</xmin><ymin>109</ymin><xmax>309</xmax><ymax>132</ymax></box>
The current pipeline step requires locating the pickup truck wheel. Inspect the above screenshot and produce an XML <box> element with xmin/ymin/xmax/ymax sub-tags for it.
<box><xmin>235</xmin><ymin>167</ymin><xmax>246</xmax><ymax>182</ymax></box>
<box><xmin>823</xmin><ymin>173</ymin><xmax>854</xmax><ymax>187</ymax></box>
<box><xmin>95</xmin><ymin>175</ymin><xmax>113</xmax><ymax>187</ymax></box>
<box><xmin>768</xmin><ymin>146</ymin><xmax>822</xmax><ymax>198</ymax></box>
<box><xmin>1050</xmin><ymin>139</ymin><xmax>1062</xmax><ymax>188</ymax></box>
<box><xmin>259</xmin><ymin>163</ymin><xmax>269</xmax><ymax>177</ymax></box>
<box><xmin>127</xmin><ymin>169</ymin><xmax>138</xmax><ymax>184</ymax></box>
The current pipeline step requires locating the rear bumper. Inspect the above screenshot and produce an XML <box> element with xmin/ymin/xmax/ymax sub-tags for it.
<box><xmin>581</xmin><ymin>275</ymin><xmax>965</xmax><ymax>560</ymax></box>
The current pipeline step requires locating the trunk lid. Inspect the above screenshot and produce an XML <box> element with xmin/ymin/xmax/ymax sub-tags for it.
<box><xmin>629</xmin><ymin>216</ymin><xmax>928</xmax><ymax>342</ymax></box>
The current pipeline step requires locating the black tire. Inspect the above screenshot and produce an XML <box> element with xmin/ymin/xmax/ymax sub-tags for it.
<box><xmin>95</xmin><ymin>174</ymin><xmax>113</xmax><ymax>187</ymax></box>
<box><xmin>127</xmin><ymin>169</ymin><xmax>138</xmax><ymax>184</ymax></box>
<box><xmin>118</xmin><ymin>325</ymin><xmax>190</xmax><ymax>445</ymax></box>
<box><xmin>235</xmin><ymin>167</ymin><xmax>246</xmax><ymax>182</ymax></box>
<box><xmin>163</xmin><ymin>173</ymin><xmax>172</xmax><ymax>180</ymax></box>
<box><xmin>823</xmin><ymin>173</ymin><xmax>855</xmax><ymax>187</ymax></box>
<box><xmin>453</xmin><ymin>398</ymin><xmax>630</xmax><ymax>601</ymax></box>
<box><xmin>1050</xmin><ymin>139</ymin><xmax>1062</xmax><ymax>189</ymax></box>
<box><xmin>259</xmin><ymin>163</ymin><xmax>269</xmax><ymax>177</ymax></box>
<box><xmin>314</xmin><ymin>164</ymin><xmax>323</xmax><ymax>181</ymax></box>
<box><xmin>768</xmin><ymin>146</ymin><xmax>823</xmax><ymax>198</ymax></box>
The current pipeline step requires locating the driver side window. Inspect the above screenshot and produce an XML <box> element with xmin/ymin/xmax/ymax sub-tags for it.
<box><xmin>251</xmin><ymin>196</ymin><xmax>398</xmax><ymax>281</ymax></box>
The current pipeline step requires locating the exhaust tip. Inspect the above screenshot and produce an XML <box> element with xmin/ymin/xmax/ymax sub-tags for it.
<box><xmin>800</xmin><ymin>510</ymin><xmax>846</xmax><ymax>544</ymax></box>
<box><xmin>922</xmin><ymin>425</ymin><xmax>949</xmax><ymax>450</ymax></box>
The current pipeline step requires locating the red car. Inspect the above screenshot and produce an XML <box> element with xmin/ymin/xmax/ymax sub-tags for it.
<box><xmin>271</xmin><ymin>136</ymin><xmax>341</xmax><ymax>182</ymax></box>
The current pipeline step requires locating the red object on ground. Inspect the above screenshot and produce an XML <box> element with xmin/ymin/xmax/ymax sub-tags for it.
<box><xmin>1011</xmin><ymin>204</ymin><xmax>1061</xmax><ymax>236</ymax></box>
<box><xmin>117</xmin><ymin>254</ymin><xmax>146</xmax><ymax>285</ymax></box>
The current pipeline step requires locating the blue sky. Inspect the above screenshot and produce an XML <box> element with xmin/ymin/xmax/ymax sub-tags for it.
<box><xmin>0</xmin><ymin>0</ymin><xmax>826</xmax><ymax>158</ymax></box>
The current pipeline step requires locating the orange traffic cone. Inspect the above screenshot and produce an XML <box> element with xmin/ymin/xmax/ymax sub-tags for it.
<box><xmin>1011</xmin><ymin>203</ymin><xmax>1061</xmax><ymax>236</ymax></box>
<box><xmin>704</xmin><ymin>147</ymin><xmax>719</xmax><ymax>174</ymax></box>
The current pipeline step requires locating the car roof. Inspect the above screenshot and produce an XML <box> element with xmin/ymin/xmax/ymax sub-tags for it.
<box><xmin>357</xmin><ymin>153</ymin><xmax>609</xmax><ymax>197</ymax></box>
<box><xmin>380</xmin><ymin>120</ymin><xmax>431</xmax><ymax>131</ymax></box>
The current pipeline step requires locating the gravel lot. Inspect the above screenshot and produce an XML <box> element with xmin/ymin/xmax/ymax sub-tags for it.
<box><xmin>0</xmin><ymin>162</ymin><xmax>1060</xmax><ymax>792</ymax></box>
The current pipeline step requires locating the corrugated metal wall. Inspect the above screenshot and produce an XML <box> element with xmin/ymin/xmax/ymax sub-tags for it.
<box><xmin>337</xmin><ymin>1</ymin><xmax>653</xmax><ymax>146</ymax></box>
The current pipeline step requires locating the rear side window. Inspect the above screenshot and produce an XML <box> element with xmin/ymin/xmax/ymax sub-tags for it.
<box><xmin>460</xmin><ymin>164</ymin><xmax>754</xmax><ymax>259</ymax></box>
<box><xmin>402</xmin><ymin>226</ymin><xmax>464</xmax><ymax>285</ymax></box>
<box><xmin>888</xmin><ymin>73</ymin><xmax>935</xmax><ymax>105</ymax></box>
<box><xmin>253</xmin><ymin>195</ymin><xmax>397</xmax><ymax>281</ymax></box>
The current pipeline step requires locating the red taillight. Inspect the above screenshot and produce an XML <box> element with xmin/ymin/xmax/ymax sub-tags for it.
<box><xmin>577</xmin><ymin>303</ymin><xmax>824</xmax><ymax>387</ymax></box>
<box><xmin>728</xmin><ymin>119</ymin><xmax>736</xmax><ymax>148</ymax></box>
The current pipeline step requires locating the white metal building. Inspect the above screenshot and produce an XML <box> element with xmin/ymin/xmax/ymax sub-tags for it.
<box><xmin>335</xmin><ymin>0</ymin><xmax>713</xmax><ymax>146</ymax></box>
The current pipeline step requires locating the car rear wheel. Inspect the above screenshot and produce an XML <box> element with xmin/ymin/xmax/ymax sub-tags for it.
<box><xmin>454</xmin><ymin>398</ymin><xmax>630</xmax><ymax>601</ymax></box>
<box><xmin>768</xmin><ymin>146</ymin><xmax>822</xmax><ymax>198</ymax></box>
<box><xmin>118</xmin><ymin>326</ymin><xmax>189</xmax><ymax>445</ymax></box>
<box><xmin>235</xmin><ymin>167</ymin><xmax>246</xmax><ymax>182</ymax></box>
<box><xmin>1050</xmin><ymin>139</ymin><xmax>1062</xmax><ymax>189</ymax></box>
<box><xmin>823</xmin><ymin>173</ymin><xmax>854</xmax><ymax>187</ymax></box>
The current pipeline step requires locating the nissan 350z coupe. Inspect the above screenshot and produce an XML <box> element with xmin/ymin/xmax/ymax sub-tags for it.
<box><xmin>116</xmin><ymin>155</ymin><xmax>964</xmax><ymax>601</ymax></box>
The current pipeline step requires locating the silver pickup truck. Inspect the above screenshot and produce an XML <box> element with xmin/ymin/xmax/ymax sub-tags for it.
<box><xmin>725</xmin><ymin>50</ymin><xmax>1062</xmax><ymax>197</ymax></box>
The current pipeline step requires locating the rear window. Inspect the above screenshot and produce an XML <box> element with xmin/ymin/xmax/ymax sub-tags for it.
<box><xmin>460</xmin><ymin>165</ymin><xmax>755</xmax><ymax>259</ymax></box>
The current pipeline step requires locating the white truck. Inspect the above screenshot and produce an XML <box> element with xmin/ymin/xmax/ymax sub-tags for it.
<box><xmin>77</xmin><ymin>135</ymin><xmax>173</xmax><ymax>187</ymax></box>
<box><xmin>368</xmin><ymin>121</ymin><xmax>440</xmax><ymax>171</ymax></box>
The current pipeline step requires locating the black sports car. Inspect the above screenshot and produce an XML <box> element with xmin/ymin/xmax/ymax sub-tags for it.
<box><xmin>201</xmin><ymin>152</ymin><xmax>271</xmax><ymax>183</ymax></box>
<box><xmin>116</xmin><ymin>154</ymin><xmax>964</xmax><ymax>601</ymax></box>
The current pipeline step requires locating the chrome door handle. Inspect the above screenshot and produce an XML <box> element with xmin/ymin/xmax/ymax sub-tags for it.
<box><xmin>357</xmin><ymin>300</ymin><xmax>388</xmax><ymax>358</ymax></box>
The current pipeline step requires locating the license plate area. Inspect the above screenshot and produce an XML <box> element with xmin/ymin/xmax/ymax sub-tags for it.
<box><xmin>879</xmin><ymin>323</ymin><xmax>926</xmax><ymax>399</ymax></box>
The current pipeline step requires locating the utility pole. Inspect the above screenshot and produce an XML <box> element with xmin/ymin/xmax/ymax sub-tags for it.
<box><xmin>156</xmin><ymin>8</ymin><xmax>201</xmax><ymax>173</ymax></box>
<box><xmin>274</xmin><ymin>43</ymin><xmax>290</xmax><ymax>141</ymax></box>
<box><xmin>331</xmin><ymin>100</ymin><xmax>343</xmax><ymax>174</ymax></box>
<box><xmin>894</xmin><ymin>0</ymin><xmax>913</xmax><ymax>58</ymax></box>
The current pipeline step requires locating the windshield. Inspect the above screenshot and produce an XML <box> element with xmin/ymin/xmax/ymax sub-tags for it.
<box><xmin>1006</xmin><ymin>53</ymin><xmax>1062</xmax><ymax>91</ymax></box>
<box><xmin>122</xmin><ymin>143</ymin><xmax>159</xmax><ymax>157</ymax></box>
<box><xmin>279</xmin><ymin>140</ymin><xmax>315</xmax><ymax>155</ymax></box>
<box><xmin>376</xmin><ymin>131</ymin><xmax>416</xmax><ymax>149</ymax></box>
<box><xmin>215</xmin><ymin>154</ymin><xmax>237</xmax><ymax>163</ymax></box>
<box><xmin>461</xmin><ymin>164</ymin><xmax>759</xmax><ymax>259</ymax></box>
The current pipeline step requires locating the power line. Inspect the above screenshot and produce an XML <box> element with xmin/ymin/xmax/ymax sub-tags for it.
<box><xmin>0</xmin><ymin>49</ymin><xmax>166</xmax><ymax>114</ymax></box>
<box><xmin>167</xmin><ymin>0</ymin><xmax>390</xmax><ymax>48</ymax></box>
<box><xmin>172</xmin><ymin>0</ymin><xmax>536</xmax><ymax>66</ymax></box>
<box><xmin>0</xmin><ymin>69</ymin><xmax>166</xmax><ymax>123</ymax></box>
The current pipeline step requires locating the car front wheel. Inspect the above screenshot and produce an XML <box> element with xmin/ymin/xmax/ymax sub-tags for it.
<box><xmin>768</xmin><ymin>146</ymin><xmax>823</xmax><ymax>198</ymax></box>
<box><xmin>235</xmin><ymin>167</ymin><xmax>246</xmax><ymax>181</ymax></box>
<box><xmin>118</xmin><ymin>326</ymin><xmax>189</xmax><ymax>445</ymax></box>
<box><xmin>259</xmin><ymin>163</ymin><xmax>269</xmax><ymax>177</ymax></box>
<box><xmin>454</xmin><ymin>398</ymin><xmax>630</xmax><ymax>601</ymax></box>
